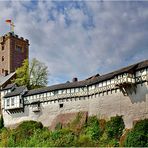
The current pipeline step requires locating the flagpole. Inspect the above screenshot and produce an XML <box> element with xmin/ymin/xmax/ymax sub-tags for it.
<box><xmin>10</xmin><ymin>22</ymin><xmax>15</xmax><ymax>33</ymax></box>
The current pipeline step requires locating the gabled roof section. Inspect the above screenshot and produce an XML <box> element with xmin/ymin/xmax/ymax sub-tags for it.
<box><xmin>24</xmin><ymin>59</ymin><xmax>148</xmax><ymax>97</ymax></box>
<box><xmin>1</xmin><ymin>83</ymin><xmax>16</xmax><ymax>91</ymax></box>
<box><xmin>0</xmin><ymin>72</ymin><xmax>15</xmax><ymax>87</ymax></box>
<box><xmin>4</xmin><ymin>86</ymin><xmax>27</xmax><ymax>98</ymax></box>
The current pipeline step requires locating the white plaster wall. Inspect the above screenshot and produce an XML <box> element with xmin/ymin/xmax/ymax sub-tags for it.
<box><xmin>3</xmin><ymin>83</ymin><xmax>148</xmax><ymax>129</ymax></box>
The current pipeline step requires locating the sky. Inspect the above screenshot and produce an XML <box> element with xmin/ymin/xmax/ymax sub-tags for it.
<box><xmin>0</xmin><ymin>0</ymin><xmax>148</xmax><ymax>85</ymax></box>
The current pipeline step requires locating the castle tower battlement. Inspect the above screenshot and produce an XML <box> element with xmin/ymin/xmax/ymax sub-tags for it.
<box><xmin>0</xmin><ymin>32</ymin><xmax>29</xmax><ymax>76</ymax></box>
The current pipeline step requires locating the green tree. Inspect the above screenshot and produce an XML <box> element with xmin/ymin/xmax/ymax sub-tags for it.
<box><xmin>124</xmin><ymin>119</ymin><xmax>148</xmax><ymax>147</ymax></box>
<box><xmin>85</xmin><ymin>116</ymin><xmax>101</xmax><ymax>141</ymax></box>
<box><xmin>14</xmin><ymin>58</ymin><xmax>48</xmax><ymax>89</ymax></box>
<box><xmin>14</xmin><ymin>59</ymin><xmax>29</xmax><ymax>87</ymax></box>
<box><xmin>29</xmin><ymin>58</ymin><xmax>48</xmax><ymax>89</ymax></box>
<box><xmin>105</xmin><ymin>115</ymin><xmax>125</xmax><ymax>140</ymax></box>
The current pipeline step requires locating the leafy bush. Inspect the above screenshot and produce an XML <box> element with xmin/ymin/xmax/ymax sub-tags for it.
<box><xmin>0</xmin><ymin>116</ymin><xmax>147</xmax><ymax>147</ymax></box>
<box><xmin>23</xmin><ymin>128</ymin><xmax>52</xmax><ymax>147</ymax></box>
<box><xmin>69</xmin><ymin>112</ymin><xmax>85</xmax><ymax>135</ymax></box>
<box><xmin>10</xmin><ymin>120</ymin><xmax>43</xmax><ymax>146</ymax></box>
<box><xmin>124</xmin><ymin>119</ymin><xmax>148</xmax><ymax>147</ymax></box>
<box><xmin>76</xmin><ymin>134</ymin><xmax>94</xmax><ymax>147</ymax></box>
<box><xmin>85</xmin><ymin>116</ymin><xmax>101</xmax><ymax>140</ymax></box>
<box><xmin>105</xmin><ymin>115</ymin><xmax>125</xmax><ymax>140</ymax></box>
<box><xmin>51</xmin><ymin>128</ymin><xmax>75</xmax><ymax>147</ymax></box>
<box><xmin>0</xmin><ymin>128</ymin><xmax>10</xmax><ymax>147</ymax></box>
<box><xmin>55</xmin><ymin>122</ymin><xmax>62</xmax><ymax>130</ymax></box>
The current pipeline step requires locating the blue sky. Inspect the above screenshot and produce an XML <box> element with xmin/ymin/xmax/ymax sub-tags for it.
<box><xmin>0</xmin><ymin>1</ymin><xmax>148</xmax><ymax>85</ymax></box>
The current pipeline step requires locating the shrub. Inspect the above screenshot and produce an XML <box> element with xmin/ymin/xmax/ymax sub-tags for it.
<box><xmin>70</xmin><ymin>112</ymin><xmax>85</xmax><ymax>135</ymax></box>
<box><xmin>85</xmin><ymin>116</ymin><xmax>101</xmax><ymax>140</ymax></box>
<box><xmin>51</xmin><ymin>128</ymin><xmax>76</xmax><ymax>147</ymax></box>
<box><xmin>124</xmin><ymin>119</ymin><xmax>148</xmax><ymax>147</ymax></box>
<box><xmin>76</xmin><ymin>134</ymin><xmax>94</xmax><ymax>147</ymax></box>
<box><xmin>13</xmin><ymin>120</ymin><xmax>43</xmax><ymax>146</ymax></box>
<box><xmin>55</xmin><ymin>122</ymin><xmax>62</xmax><ymax>130</ymax></box>
<box><xmin>0</xmin><ymin>128</ymin><xmax>10</xmax><ymax>147</ymax></box>
<box><xmin>105</xmin><ymin>115</ymin><xmax>125</xmax><ymax>140</ymax></box>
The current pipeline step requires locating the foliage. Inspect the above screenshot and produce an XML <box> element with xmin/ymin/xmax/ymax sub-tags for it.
<box><xmin>105</xmin><ymin>115</ymin><xmax>125</xmax><ymax>140</ymax></box>
<box><xmin>76</xmin><ymin>134</ymin><xmax>95</xmax><ymax>147</ymax></box>
<box><xmin>14</xmin><ymin>58</ymin><xmax>48</xmax><ymax>89</ymax></box>
<box><xmin>85</xmin><ymin>116</ymin><xmax>101</xmax><ymax>140</ymax></box>
<box><xmin>69</xmin><ymin>112</ymin><xmax>84</xmax><ymax>134</ymax></box>
<box><xmin>29</xmin><ymin>58</ymin><xmax>48</xmax><ymax>89</ymax></box>
<box><xmin>0</xmin><ymin>116</ymin><xmax>147</xmax><ymax>147</ymax></box>
<box><xmin>50</xmin><ymin>128</ymin><xmax>75</xmax><ymax>147</ymax></box>
<box><xmin>124</xmin><ymin>119</ymin><xmax>148</xmax><ymax>147</ymax></box>
<box><xmin>14</xmin><ymin>59</ymin><xmax>29</xmax><ymax>87</ymax></box>
<box><xmin>12</xmin><ymin>121</ymin><xmax>43</xmax><ymax>146</ymax></box>
<box><xmin>55</xmin><ymin>122</ymin><xmax>62</xmax><ymax>130</ymax></box>
<box><xmin>0</xmin><ymin>128</ymin><xmax>10</xmax><ymax>147</ymax></box>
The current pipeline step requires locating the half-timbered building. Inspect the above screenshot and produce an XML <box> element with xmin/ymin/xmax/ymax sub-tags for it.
<box><xmin>1</xmin><ymin>60</ymin><xmax>148</xmax><ymax>128</ymax></box>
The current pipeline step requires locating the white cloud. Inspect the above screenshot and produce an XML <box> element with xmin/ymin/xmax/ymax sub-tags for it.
<box><xmin>0</xmin><ymin>1</ymin><xmax>148</xmax><ymax>85</ymax></box>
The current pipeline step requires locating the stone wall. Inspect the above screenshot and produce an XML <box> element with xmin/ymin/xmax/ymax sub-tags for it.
<box><xmin>2</xmin><ymin>82</ymin><xmax>148</xmax><ymax>129</ymax></box>
<box><xmin>0</xmin><ymin>33</ymin><xmax>29</xmax><ymax>75</ymax></box>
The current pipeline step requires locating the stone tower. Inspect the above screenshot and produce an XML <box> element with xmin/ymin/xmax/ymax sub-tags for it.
<box><xmin>0</xmin><ymin>32</ymin><xmax>29</xmax><ymax>76</ymax></box>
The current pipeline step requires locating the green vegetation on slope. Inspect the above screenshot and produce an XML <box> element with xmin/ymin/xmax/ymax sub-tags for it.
<box><xmin>124</xmin><ymin>119</ymin><xmax>148</xmax><ymax>147</ymax></box>
<box><xmin>0</xmin><ymin>114</ymin><xmax>147</xmax><ymax>147</ymax></box>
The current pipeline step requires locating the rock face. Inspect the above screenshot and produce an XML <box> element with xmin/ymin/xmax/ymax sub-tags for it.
<box><xmin>50</xmin><ymin>111</ymin><xmax>88</xmax><ymax>130</ymax></box>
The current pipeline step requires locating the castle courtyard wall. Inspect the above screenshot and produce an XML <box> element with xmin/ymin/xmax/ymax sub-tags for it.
<box><xmin>3</xmin><ymin>82</ymin><xmax>148</xmax><ymax>129</ymax></box>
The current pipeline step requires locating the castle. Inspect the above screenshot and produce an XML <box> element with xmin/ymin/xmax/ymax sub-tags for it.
<box><xmin>0</xmin><ymin>32</ymin><xmax>148</xmax><ymax>129</ymax></box>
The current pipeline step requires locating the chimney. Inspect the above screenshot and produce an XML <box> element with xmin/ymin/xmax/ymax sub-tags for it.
<box><xmin>72</xmin><ymin>77</ymin><xmax>78</xmax><ymax>82</ymax></box>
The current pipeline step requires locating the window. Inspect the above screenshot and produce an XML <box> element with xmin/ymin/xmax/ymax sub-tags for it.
<box><xmin>54</xmin><ymin>91</ymin><xmax>58</xmax><ymax>95</ymax></box>
<box><xmin>16</xmin><ymin>45</ymin><xmax>23</xmax><ymax>52</ymax></box>
<box><xmin>11</xmin><ymin>98</ymin><xmax>14</xmax><ymax>106</ymax></box>
<box><xmin>71</xmin><ymin>88</ymin><xmax>74</xmax><ymax>93</ymax></box>
<box><xmin>7</xmin><ymin>99</ymin><xmax>10</xmax><ymax>106</ymax></box>
<box><xmin>75</xmin><ymin>88</ymin><xmax>79</xmax><ymax>92</ymax></box>
<box><xmin>88</xmin><ymin>86</ymin><xmax>92</xmax><ymax>90</ymax></box>
<box><xmin>20</xmin><ymin>99</ymin><xmax>22</xmax><ymax>104</ymax></box>
<box><xmin>2</xmin><ymin>69</ymin><xmax>4</xmax><ymax>73</ymax></box>
<box><xmin>2</xmin><ymin>56</ymin><xmax>4</xmax><ymax>61</ymax></box>
<box><xmin>59</xmin><ymin>103</ymin><xmax>63</xmax><ymax>108</ymax></box>
<box><xmin>47</xmin><ymin>92</ymin><xmax>51</xmax><ymax>97</ymax></box>
<box><xmin>92</xmin><ymin>85</ymin><xmax>95</xmax><ymax>89</ymax></box>
<box><xmin>67</xmin><ymin>89</ymin><xmax>70</xmax><ymax>93</ymax></box>
<box><xmin>1</xmin><ymin>45</ymin><xmax>4</xmax><ymax>50</ymax></box>
<box><xmin>58</xmin><ymin>90</ymin><xmax>62</xmax><ymax>94</ymax></box>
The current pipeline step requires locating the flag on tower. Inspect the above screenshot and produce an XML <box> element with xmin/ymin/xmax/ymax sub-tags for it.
<box><xmin>5</xmin><ymin>20</ymin><xmax>11</xmax><ymax>23</ymax></box>
<box><xmin>5</xmin><ymin>20</ymin><xmax>15</xmax><ymax>33</ymax></box>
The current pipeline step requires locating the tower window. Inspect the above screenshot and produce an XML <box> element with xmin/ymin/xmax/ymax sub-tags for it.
<box><xmin>1</xmin><ymin>45</ymin><xmax>4</xmax><ymax>50</ymax></box>
<box><xmin>2</xmin><ymin>56</ymin><xmax>4</xmax><ymax>61</ymax></box>
<box><xmin>16</xmin><ymin>45</ymin><xmax>23</xmax><ymax>52</ymax></box>
<box><xmin>2</xmin><ymin>69</ymin><xmax>4</xmax><ymax>73</ymax></box>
